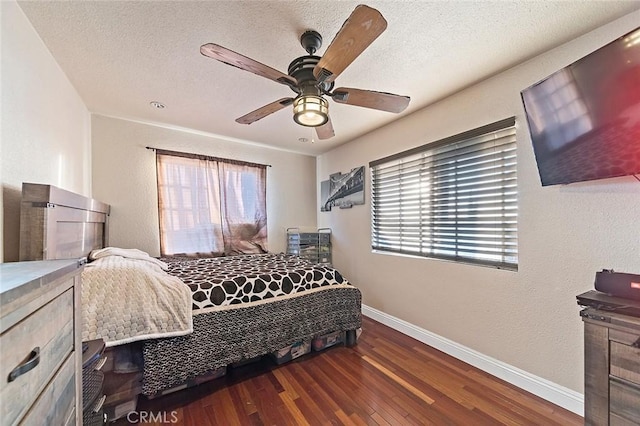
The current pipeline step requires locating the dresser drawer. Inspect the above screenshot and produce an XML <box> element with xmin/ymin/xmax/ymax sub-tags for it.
<box><xmin>610</xmin><ymin>335</ymin><xmax>640</xmax><ymax>386</ymax></box>
<box><xmin>610</xmin><ymin>412</ymin><xmax>640</xmax><ymax>426</ymax></box>
<box><xmin>0</xmin><ymin>288</ymin><xmax>74</xmax><ymax>424</ymax></box>
<box><xmin>610</xmin><ymin>378</ymin><xmax>640</xmax><ymax>424</ymax></box>
<box><xmin>21</xmin><ymin>353</ymin><xmax>76</xmax><ymax>426</ymax></box>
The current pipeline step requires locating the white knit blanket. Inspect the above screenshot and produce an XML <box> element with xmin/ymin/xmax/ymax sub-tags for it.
<box><xmin>81</xmin><ymin>255</ymin><xmax>193</xmax><ymax>347</ymax></box>
<box><xmin>90</xmin><ymin>246</ymin><xmax>169</xmax><ymax>270</ymax></box>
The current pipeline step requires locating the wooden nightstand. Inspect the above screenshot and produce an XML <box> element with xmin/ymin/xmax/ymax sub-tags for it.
<box><xmin>578</xmin><ymin>291</ymin><xmax>640</xmax><ymax>425</ymax></box>
<box><xmin>82</xmin><ymin>339</ymin><xmax>107</xmax><ymax>425</ymax></box>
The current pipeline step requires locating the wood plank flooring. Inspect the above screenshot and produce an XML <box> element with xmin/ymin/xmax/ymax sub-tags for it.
<box><xmin>125</xmin><ymin>317</ymin><xmax>582</xmax><ymax>425</ymax></box>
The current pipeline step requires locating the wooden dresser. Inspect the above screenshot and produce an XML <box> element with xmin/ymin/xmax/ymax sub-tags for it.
<box><xmin>580</xmin><ymin>301</ymin><xmax>640</xmax><ymax>425</ymax></box>
<box><xmin>0</xmin><ymin>259</ymin><xmax>84</xmax><ymax>425</ymax></box>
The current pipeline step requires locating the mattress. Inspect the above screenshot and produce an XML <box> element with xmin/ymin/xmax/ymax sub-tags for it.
<box><xmin>142</xmin><ymin>253</ymin><xmax>361</xmax><ymax>395</ymax></box>
<box><xmin>142</xmin><ymin>285</ymin><xmax>361</xmax><ymax>395</ymax></box>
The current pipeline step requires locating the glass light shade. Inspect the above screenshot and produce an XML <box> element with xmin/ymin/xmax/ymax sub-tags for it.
<box><xmin>293</xmin><ymin>95</ymin><xmax>329</xmax><ymax>127</ymax></box>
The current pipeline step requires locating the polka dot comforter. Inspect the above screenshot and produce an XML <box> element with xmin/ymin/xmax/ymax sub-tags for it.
<box><xmin>161</xmin><ymin>253</ymin><xmax>351</xmax><ymax>311</ymax></box>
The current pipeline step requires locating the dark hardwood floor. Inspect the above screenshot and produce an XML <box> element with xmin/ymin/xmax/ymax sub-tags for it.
<box><xmin>125</xmin><ymin>317</ymin><xmax>582</xmax><ymax>425</ymax></box>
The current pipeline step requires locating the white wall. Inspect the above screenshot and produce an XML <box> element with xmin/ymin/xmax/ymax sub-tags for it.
<box><xmin>91</xmin><ymin>115</ymin><xmax>317</xmax><ymax>256</ymax></box>
<box><xmin>318</xmin><ymin>10</ymin><xmax>640</xmax><ymax>398</ymax></box>
<box><xmin>1</xmin><ymin>1</ymin><xmax>91</xmax><ymax>262</ymax></box>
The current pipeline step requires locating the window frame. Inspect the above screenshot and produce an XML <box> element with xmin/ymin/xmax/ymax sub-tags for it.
<box><xmin>369</xmin><ymin>117</ymin><xmax>518</xmax><ymax>270</ymax></box>
<box><xmin>155</xmin><ymin>149</ymin><xmax>268</xmax><ymax>257</ymax></box>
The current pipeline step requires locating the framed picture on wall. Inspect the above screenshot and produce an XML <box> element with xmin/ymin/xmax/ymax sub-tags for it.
<box><xmin>320</xmin><ymin>166</ymin><xmax>365</xmax><ymax>211</ymax></box>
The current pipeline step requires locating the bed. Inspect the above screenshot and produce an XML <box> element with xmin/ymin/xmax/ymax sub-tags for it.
<box><xmin>19</xmin><ymin>183</ymin><xmax>362</xmax><ymax>400</ymax></box>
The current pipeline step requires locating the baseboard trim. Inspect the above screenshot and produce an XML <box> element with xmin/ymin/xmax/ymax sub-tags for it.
<box><xmin>361</xmin><ymin>304</ymin><xmax>584</xmax><ymax>416</ymax></box>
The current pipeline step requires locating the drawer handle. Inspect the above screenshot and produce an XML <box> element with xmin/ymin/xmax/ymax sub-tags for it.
<box><xmin>610</xmin><ymin>375</ymin><xmax>640</xmax><ymax>392</ymax></box>
<box><xmin>8</xmin><ymin>347</ymin><xmax>40</xmax><ymax>382</ymax></box>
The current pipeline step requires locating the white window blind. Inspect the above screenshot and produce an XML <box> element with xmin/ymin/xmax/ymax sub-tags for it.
<box><xmin>370</xmin><ymin>117</ymin><xmax>518</xmax><ymax>270</ymax></box>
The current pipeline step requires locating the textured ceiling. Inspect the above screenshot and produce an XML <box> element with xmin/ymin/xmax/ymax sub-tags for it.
<box><xmin>18</xmin><ymin>1</ymin><xmax>640</xmax><ymax>156</ymax></box>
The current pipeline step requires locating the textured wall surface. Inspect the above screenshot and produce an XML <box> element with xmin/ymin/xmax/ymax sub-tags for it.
<box><xmin>17</xmin><ymin>1</ymin><xmax>639</xmax><ymax>154</ymax></box>
<box><xmin>1</xmin><ymin>1</ymin><xmax>91</xmax><ymax>262</ymax></box>
<box><xmin>317</xmin><ymin>11</ymin><xmax>640</xmax><ymax>394</ymax></box>
<box><xmin>91</xmin><ymin>116</ymin><xmax>317</xmax><ymax>256</ymax></box>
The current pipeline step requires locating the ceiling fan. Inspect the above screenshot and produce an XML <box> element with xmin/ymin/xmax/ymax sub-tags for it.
<box><xmin>200</xmin><ymin>4</ymin><xmax>410</xmax><ymax>140</ymax></box>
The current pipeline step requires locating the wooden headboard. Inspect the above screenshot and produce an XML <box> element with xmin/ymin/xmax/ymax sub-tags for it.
<box><xmin>19</xmin><ymin>183</ymin><xmax>111</xmax><ymax>261</ymax></box>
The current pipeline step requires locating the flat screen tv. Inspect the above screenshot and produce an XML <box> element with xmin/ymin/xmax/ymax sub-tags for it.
<box><xmin>521</xmin><ymin>27</ymin><xmax>640</xmax><ymax>186</ymax></box>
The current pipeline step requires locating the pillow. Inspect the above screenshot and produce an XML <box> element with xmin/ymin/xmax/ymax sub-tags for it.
<box><xmin>89</xmin><ymin>247</ymin><xmax>168</xmax><ymax>270</ymax></box>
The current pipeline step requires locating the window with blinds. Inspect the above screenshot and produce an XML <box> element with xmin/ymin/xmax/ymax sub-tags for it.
<box><xmin>370</xmin><ymin>117</ymin><xmax>518</xmax><ymax>270</ymax></box>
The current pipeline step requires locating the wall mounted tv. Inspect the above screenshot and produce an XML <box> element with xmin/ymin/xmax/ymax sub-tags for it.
<box><xmin>521</xmin><ymin>27</ymin><xmax>640</xmax><ymax>186</ymax></box>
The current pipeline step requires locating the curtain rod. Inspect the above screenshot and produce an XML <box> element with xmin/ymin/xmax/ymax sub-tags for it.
<box><xmin>146</xmin><ymin>146</ymin><xmax>272</xmax><ymax>168</ymax></box>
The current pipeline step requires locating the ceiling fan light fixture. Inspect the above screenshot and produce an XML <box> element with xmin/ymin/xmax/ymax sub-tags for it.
<box><xmin>293</xmin><ymin>95</ymin><xmax>328</xmax><ymax>127</ymax></box>
<box><xmin>202</xmin><ymin>5</ymin><xmax>409</xmax><ymax>138</ymax></box>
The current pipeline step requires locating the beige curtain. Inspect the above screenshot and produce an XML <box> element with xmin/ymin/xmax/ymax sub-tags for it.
<box><xmin>156</xmin><ymin>150</ymin><xmax>267</xmax><ymax>257</ymax></box>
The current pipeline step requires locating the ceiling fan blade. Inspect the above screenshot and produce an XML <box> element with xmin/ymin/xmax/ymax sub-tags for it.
<box><xmin>201</xmin><ymin>43</ymin><xmax>297</xmax><ymax>88</ymax></box>
<box><xmin>236</xmin><ymin>98</ymin><xmax>294</xmax><ymax>125</ymax></box>
<box><xmin>316</xmin><ymin>118</ymin><xmax>335</xmax><ymax>140</ymax></box>
<box><xmin>332</xmin><ymin>87</ymin><xmax>410</xmax><ymax>113</ymax></box>
<box><xmin>313</xmin><ymin>5</ymin><xmax>387</xmax><ymax>84</ymax></box>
